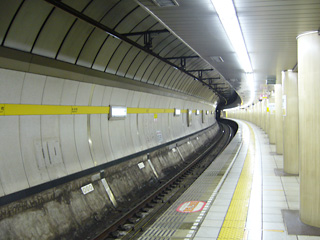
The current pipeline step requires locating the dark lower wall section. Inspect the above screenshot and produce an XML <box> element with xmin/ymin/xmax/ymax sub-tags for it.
<box><xmin>0</xmin><ymin>124</ymin><xmax>220</xmax><ymax>240</ymax></box>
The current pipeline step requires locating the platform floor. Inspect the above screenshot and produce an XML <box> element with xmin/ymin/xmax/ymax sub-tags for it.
<box><xmin>139</xmin><ymin>120</ymin><xmax>320</xmax><ymax>240</ymax></box>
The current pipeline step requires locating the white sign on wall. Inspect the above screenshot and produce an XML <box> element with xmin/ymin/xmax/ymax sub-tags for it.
<box><xmin>268</xmin><ymin>103</ymin><xmax>276</xmax><ymax>114</ymax></box>
<box><xmin>81</xmin><ymin>183</ymin><xmax>94</xmax><ymax>195</ymax></box>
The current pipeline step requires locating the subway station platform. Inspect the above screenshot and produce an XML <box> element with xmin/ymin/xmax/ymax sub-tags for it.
<box><xmin>138</xmin><ymin>120</ymin><xmax>320</xmax><ymax>240</ymax></box>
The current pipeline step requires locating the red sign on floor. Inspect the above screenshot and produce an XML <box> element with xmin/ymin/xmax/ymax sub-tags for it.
<box><xmin>176</xmin><ymin>201</ymin><xmax>206</xmax><ymax>213</ymax></box>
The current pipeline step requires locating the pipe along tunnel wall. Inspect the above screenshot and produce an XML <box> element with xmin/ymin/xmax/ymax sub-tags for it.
<box><xmin>0</xmin><ymin>66</ymin><xmax>220</xmax><ymax>239</ymax></box>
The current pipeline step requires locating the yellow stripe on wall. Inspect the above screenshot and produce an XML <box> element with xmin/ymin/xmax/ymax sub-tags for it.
<box><xmin>3</xmin><ymin>104</ymin><xmax>72</xmax><ymax>116</ymax></box>
<box><xmin>127</xmin><ymin>108</ymin><xmax>174</xmax><ymax>114</ymax></box>
<box><xmin>71</xmin><ymin>106</ymin><xmax>110</xmax><ymax>115</ymax></box>
<box><xmin>0</xmin><ymin>104</ymin><xmax>110</xmax><ymax>116</ymax></box>
<box><xmin>0</xmin><ymin>104</ymin><xmax>211</xmax><ymax>116</ymax></box>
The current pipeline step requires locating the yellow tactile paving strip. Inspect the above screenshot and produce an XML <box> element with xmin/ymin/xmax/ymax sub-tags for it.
<box><xmin>218</xmin><ymin>124</ymin><xmax>255</xmax><ymax>240</ymax></box>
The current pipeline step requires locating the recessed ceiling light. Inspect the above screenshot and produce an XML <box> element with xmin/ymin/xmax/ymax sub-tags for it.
<box><xmin>210</xmin><ymin>56</ymin><xmax>224</xmax><ymax>63</ymax></box>
<box><xmin>211</xmin><ymin>0</ymin><xmax>252</xmax><ymax>73</ymax></box>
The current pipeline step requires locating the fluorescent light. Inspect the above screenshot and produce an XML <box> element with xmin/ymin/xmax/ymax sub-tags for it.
<box><xmin>211</xmin><ymin>0</ymin><xmax>252</xmax><ymax>73</ymax></box>
<box><xmin>109</xmin><ymin>106</ymin><xmax>127</xmax><ymax>120</ymax></box>
<box><xmin>211</xmin><ymin>56</ymin><xmax>224</xmax><ymax>62</ymax></box>
<box><xmin>174</xmin><ymin>108</ymin><xmax>181</xmax><ymax>116</ymax></box>
<box><xmin>206</xmin><ymin>110</ymin><xmax>209</xmax><ymax>115</ymax></box>
<box><xmin>196</xmin><ymin>110</ymin><xmax>200</xmax><ymax>115</ymax></box>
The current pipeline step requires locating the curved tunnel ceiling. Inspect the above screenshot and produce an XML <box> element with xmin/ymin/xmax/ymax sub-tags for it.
<box><xmin>0</xmin><ymin>0</ymin><xmax>238</xmax><ymax>106</ymax></box>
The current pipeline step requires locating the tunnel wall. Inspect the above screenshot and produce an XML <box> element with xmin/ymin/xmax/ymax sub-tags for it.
<box><xmin>0</xmin><ymin>66</ymin><xmax>217</xmax><ymax>197</ymax></box>
<box><xmin>0</xmin><ymin>46</ymin><xmax>220</xmax><ymax>239</ymax></box>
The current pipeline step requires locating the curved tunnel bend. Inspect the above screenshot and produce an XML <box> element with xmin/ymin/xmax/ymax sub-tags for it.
<box><xmin>0</xmin><ymin>1</ymin><xmax>236</xmax><ymax>238</ymax></box>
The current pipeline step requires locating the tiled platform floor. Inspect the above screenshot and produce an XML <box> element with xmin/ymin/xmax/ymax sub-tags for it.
<box><xmin>195</xmin><ymin>120</ymin><xmax>320</xmax><ymax>240</ymax></box>
<box><xmin>139</xmin><ymin>120</ymin><xmax>320</xmax><ymax>240</ymax></box>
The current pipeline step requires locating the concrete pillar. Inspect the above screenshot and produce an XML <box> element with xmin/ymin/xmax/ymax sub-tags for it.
<box><xmin>261</xmin><ymin>99</ymin><xmax>266</xmax><ymax>131</ymax></box>
<box><xmin>256</xmin><ymin>103</ymin><xmax>259</xmax><ymax>126</ymax></box>
<box><xmin>275</xmin><ymin>84</ymin><xmax>283</xmax><ymax>154</ymax></box>
<box><xmin>249</xmin><ymin>106</ymin><xmax>253</xmax><ymax>123</ymax></box>
<box><xmin>253</xmin><ymin>104</ymin><xmax>256</xmax><ymax>124</ymax></box>
<box><xmin>256</xmin><ymin>103</ymin><xmax>259</xmax><ymax>125</ymax></box>
<box><xmin>282</xmin><ymin>70</ymin><xmax>299</xmax><ymax>174</ymax></box>
<box><xmin>268</xmin><ymin>93</ymin><xmax>276</xmax><ymax>144</ymax></box>
<box><xmin>258</xmin><ymin>101</ymin><xmax>262</xmax><ymax>128</ymax></box>
<box><xmin>298</xmin><ymin>31</ymin><xmax>320</xmax><ymax>227</ymax></box>
<box><xmin>252</xmin><ymin>104</ymin><xmax>255</xmax><ymax>123</ymax></box>
<box><xmin>266</xmin><ymin>99</ymin><xmax>270</xmax><ymax>134</ymax></box>
<box><xmin>262</xmin><ymin>100</ymin><xmax>265</xmax><ymax>129</ymax></box>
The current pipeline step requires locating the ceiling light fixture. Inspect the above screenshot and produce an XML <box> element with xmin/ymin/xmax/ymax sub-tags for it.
<box><xmin>210</xmin><ymin>56</ymin><xmax>224</xmax><ymax>63</ymax></box>
<box><xmin>211</xmin><ymin>0</ymin><xmax>252</xmax><ymax>73</ymax></box>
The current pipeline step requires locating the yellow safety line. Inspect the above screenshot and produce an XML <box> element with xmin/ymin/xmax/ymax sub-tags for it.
<box><xmin>218</xmin><ymin>124</ymin><xmax>255</xmax><ymax>240</ymax></box>
<box><xmin>263</xmin><ymin>229</ymin><xmax>284</xmax><ymax>232</ymax></box>
<box><xmin>0</xmin><ymin>104</ymin><xmax>208</xmax><ymax>116</ymax></box>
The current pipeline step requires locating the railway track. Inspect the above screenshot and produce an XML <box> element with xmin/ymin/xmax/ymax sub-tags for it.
<box><xmin>93</xmin><ymin>122</ymin><xmax>235</xmax><ymax>240</ymax></box>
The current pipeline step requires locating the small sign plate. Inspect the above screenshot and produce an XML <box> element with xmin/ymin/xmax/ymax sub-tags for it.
<box><xmin>268</xmin><ymin>102</ymin><xmax>276</xmax><ymax>114</ymax></box>
<box><xmin>138</xmin><ymin>162</ymin><xmax>145</xmax><ymax>169</ymax></box>
<box><xmin>81</xmin><ymin>183</ymin><xmax>94</xmax><ymax>195</ymax></box>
